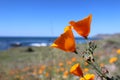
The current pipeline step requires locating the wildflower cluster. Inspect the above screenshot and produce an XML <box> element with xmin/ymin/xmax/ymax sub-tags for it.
<box><xmin>51</xmin><ymin>14</ymin><xmax>119</xmax><ymax>80</ymax></box>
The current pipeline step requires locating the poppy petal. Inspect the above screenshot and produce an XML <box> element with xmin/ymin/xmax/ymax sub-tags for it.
<box><xmin>70</xmin><ymin>63</ymin><xmax>83</xmax><ymax>77</ymax></box>
<box><xmin>51</xmin><ymin>26</ymin><xmax>76</xmax><ymax>52</ymax></box>
<box><xmin>69</xmin><ymin>14</ymin><xmax>92</xmax><ymax>39</ymax></box>
<box><xmin>64</xmin><ymin>26</ymin><xmax>72</xmax><ymax>32</ymax></box>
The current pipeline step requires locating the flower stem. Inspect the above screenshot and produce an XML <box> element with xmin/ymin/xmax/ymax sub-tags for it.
<box><xmin>87</xmin><ymin>61</ymin><xmax>111</xmax><ymax>80</ymax></box>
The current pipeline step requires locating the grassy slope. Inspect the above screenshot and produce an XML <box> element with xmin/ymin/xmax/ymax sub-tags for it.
<box><xmin>0</xmin><ymin>37</ymin><xmax>120</xmax><ymax>80</ymax></box>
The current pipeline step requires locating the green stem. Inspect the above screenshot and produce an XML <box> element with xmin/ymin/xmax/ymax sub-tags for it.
<box><xmin>88</xmin><ymin>61</ymin><xmax>110</xmax><ymax>80</ymax></box>
<box><xmin>78</xmin><ymin>38</ymin><xmax>112</xmax><ymax>80</ymax></box>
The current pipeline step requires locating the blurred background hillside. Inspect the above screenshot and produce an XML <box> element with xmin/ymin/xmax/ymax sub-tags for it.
<box><xmin>0</xmin><ymin>33</ymin><xmax>120</xmax><ymax>80</ymax></box>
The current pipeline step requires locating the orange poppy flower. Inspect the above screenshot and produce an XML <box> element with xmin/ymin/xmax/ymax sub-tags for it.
<box><xmin>69</xmin><ymin>14</ymin><xmax>92</xmax><ymax>39</ymax></box>
<box><xmin>70</xmin><ymin>63</ymin><xmax>83</xmax><ymax>77</ymax></box>
<box><xmin>51</xmin><ymin>26</ymin><xmax>76</xmax><ymax>52</ymax></box>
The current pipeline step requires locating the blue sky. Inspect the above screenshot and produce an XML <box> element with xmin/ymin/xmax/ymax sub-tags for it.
<box><xmin>0</xmin><ymin>0</ymin><xmax>120</xmax><ymax>37</ymax></box>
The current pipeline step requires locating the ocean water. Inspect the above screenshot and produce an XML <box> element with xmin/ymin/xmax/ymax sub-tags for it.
<box><xmin>0</xmin><ymin>37</ymin><xmax>96</xmax><ymax>51</ymax></box>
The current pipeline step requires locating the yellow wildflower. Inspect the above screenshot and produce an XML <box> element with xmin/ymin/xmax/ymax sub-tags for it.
<box><xmin>109</xmin><ymin>57</ymin><xmax>118</xmax><ymax>64</ymax></box>
<box><xmin>80</xmin><ymin>74</ymin><xmax>95</xmax><ymax>80</ymax></box>
<box><xmin>116</xmin><ymin>49</ymin><xmax>120</xmax><ymax>54</ymax></box>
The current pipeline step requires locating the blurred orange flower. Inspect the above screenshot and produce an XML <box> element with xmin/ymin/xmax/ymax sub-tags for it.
<box><xmin>67</xmin><ymin>60</ymin><xmax>72</xmax><ymax>65</ymax></box>
<box><xmin>63</xmin><ymin>70</ymin><xmax>69</xmax><ymax>79</ymax></box>
<box><xmin>84</xmin><ymin>62</ymin><xmax>88</xmax><ymax>66</ymax></box>
<box><xmin>38</xmin><ymin>65</ymin><xmax>46</xmax><ymax>74</ymax></box>
<box><xmin>109</xmin><ymin>57</ymin><xmax>118</xmax><ymax>64</ymax></box>
<box><xmin>69</xmin><ymin>14</ymin><xmax>92</xmax><ymax>39</ymax></box>
<box><xmin>22</xmin><ymin>66</ymin><xmax>30</xmax><ymax>72</ymax></box>
<box><xmin>40</xmin><ymin>65</ymin><xmax>46</xmax><ymax>70</ymax></box>
<box><xmin>70</xmin><ymin>63</ymin><xmax>83</xmax><ymax>77</ymax></box>
<box><xmin>38</xmin><ymin>69</ymin><xmax>43</xmax><ymax>74</ymax></box>
<box><xmin>80</xmin><ymin>74</ymin><xmax>95</xmax><ymax>80</ymax></box>
<box><xmin>59</xmin><ymin>62</ymin><xmax>64</xmax><ymax>67</ymax></box>
<box><xmin>32</xmin><ymin>69</ymin><xmax>37</xmax><ymax>75</ymax></box>
<box><xmin>100</xmin><ymin>63</ymin><xmax>105</xmax><ymax>67</ymax></box>
<box><xmin>45</xmin><ymin>72</ymin><xmax>50</xmax><ymax>78</ymax></box>
<box><xmin>116</xmin><ymin>49</ymin><xmax>120</xmax><ymax>54</ymax></box>
<box><xmin>71</xmin><ymin>57</ymin><xmax>77</xmax><ymax>62</ymax></box>
<box><xmin>60</xmin><ymin>67</ymin><xmax>65</xmax><ymax>72</ymax></box>
<box><xmin>51</xmin><ymin>26</ymin><xmax>76</xmax><ymax>52</ymax></box>
<box><xmin>83</xmin><ymin>68</ymin><xmax>89</xmax><ymax>73</ymax></box>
